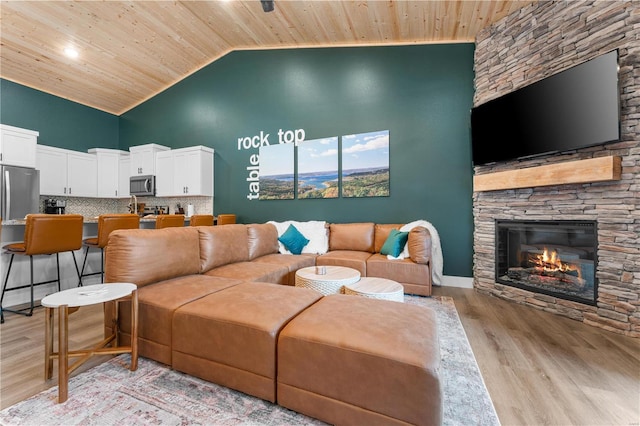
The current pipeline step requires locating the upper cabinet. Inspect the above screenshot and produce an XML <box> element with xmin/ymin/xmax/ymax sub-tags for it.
<box><xmin>174</xmin><ymin>146</ymin><xmax>214</xmax><ymax>196</ymax></box>
<box><xmin>0</xmin><ymin>124</ymin><xmax>38</xmax><ymax>168</ymax></box>
<box><xmin>129</xmin><ymin>143</ymin><xmax>170</xmax><ymax>176</ymax></box>
<box><xmin>67</xmin><ymin>151</ymin><xmax>97</xmax><ymax>197</ymax></box>
<box><xmin>155</xmin><ymin>146</ymin><xmax>214</xmax><ymax>197</ymax></box>
<box><xmin>37</xmin><ymin>145</ymin><xmax>97</xmax><ymax>197</ymax></box>
<box><xmin>155</xmin><ymin>150</ymin><xmax>174</xmax><ymax>197</ymax></box>
<box><xmin>119</xmin><ymin>156</ymin><xmax>131</xmax><ymax>198</ymax></box>
<box><xmin>37</xmin><ymin>145</ymin><xmax>67</xmax><ymax>196</ymax></box>
<box><xmin>33</xmin><ymin>141</ymin><xmax>213</xmax><ymax>199</ymax></box>
<box><xmin>89</xmin><ymin>148</ymin><xmax>130</xmax><ymax>198</ymax></box>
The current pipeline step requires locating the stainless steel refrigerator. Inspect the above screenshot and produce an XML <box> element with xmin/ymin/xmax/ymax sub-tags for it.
<box><xmin>1</xmin><ymin>165</ymin><xmax>40</xmax><ymax>220</ymax></box>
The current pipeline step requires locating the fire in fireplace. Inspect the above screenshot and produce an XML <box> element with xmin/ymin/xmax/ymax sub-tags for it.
<box><xmin>495</xmin><ymin>220</ymin><xmax>598</xmax><ymax>305</ymax></box>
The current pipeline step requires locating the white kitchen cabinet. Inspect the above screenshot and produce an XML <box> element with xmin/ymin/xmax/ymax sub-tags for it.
<box><xmin>174</xmin><ymin>146</ymin><xmax>214</xmax><ymax>196</ymax></box>
<box><xmin>154</xmin><ymin>146</ymin><xmax>214</xmax><ymax>197</ymax></box>
<box><xmin>67</xmin><ymin>152</ymin><xmax>97</xmax><ymax>197</ymax></box>
<box><xmin>37</xmin><ymin>145</ymin><xmax>68</xmax><ymax>196</ymax></box>
<box><xmin>89</xmin><ymin>148</ymin><xmax>129</xmax><ymax>198</ymax></box>
<box><xmin>129</xmin><ymin>143</ymin><xmax>170</xmax><ymax>176</ymax></box>
<box><xmin>0</xmin><ymin>124</ymin><xmax>38</xmax><ymax>168</ymax></box>
<box><xmin>119</xmin><ymin>156</ymin><xmax>131</xmax><ymax>198</ymax></box>
<box><xmin>154</xmin><ymin>150</ymin><xmax>174</xmax><ymax>197</ymax></box>
<box><xmin>37</xmin><ymin>145</ymin><xmax>97</xmax><ymax>197</ymax></box>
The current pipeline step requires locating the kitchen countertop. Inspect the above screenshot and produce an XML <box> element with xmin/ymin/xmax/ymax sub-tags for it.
<box><xmin>1</xmin><ymin>215</ymin><xmax>191</xmax><ymax>226</ymax></box>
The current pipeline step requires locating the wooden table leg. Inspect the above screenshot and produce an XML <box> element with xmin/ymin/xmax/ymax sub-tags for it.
<box><xmin>44</xmin><ymin>307</ymin><xmax>54</xmax><ymax>380</ymax></box>
<box><xmin>58</xmin><ymin>305</ymin><xmax>69</xmax><ymax>403</ymax></box>
<box><xmin>113</xmin><ymin>299</ymin><xmax>119</xmax><ymax>347</ymax></box>
<box><xmin>130</xmin><ymin>289</ymin><xmax>138</xmax><ymax>371</ymax></box>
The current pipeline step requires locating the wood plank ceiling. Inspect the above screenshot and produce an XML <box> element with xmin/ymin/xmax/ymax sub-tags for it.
<box><xmin>0</xmin><ymin>1</ymin><xmax>536</xmax><ymax>115</ymax></box>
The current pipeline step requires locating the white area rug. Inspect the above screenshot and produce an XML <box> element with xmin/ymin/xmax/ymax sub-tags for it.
<box><xmin>0</xmin><ymin>295</ymin><xmax>499</xmax><ymax>426</ymax></box>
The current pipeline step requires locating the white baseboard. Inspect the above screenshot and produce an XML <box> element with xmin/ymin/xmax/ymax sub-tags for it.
<box><xmin>441</xmin><ymin>275</ymin><xmax>474</xmax><ymax>289</ymax></box>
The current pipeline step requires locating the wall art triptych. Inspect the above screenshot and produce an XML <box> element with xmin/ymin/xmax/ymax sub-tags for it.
<box><xmin>259</xmin><ymin>130</ymin><xmax>389</xmax><ymax>200</ymax></box>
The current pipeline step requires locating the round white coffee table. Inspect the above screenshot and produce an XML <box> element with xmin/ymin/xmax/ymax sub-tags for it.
<box><xmin>344</xmin><ymin>277</ymin><xmax>405</xmax><ymax>302</ymax></box>
<box><xmin>295</xmin><ymin>266</ymin><xmax>361</xmax><ymax>295</ymax></box>
<box><xmin>42</xmin><ymin>283</ymin><xmax>139</xmax><ymax>403</ymax></box>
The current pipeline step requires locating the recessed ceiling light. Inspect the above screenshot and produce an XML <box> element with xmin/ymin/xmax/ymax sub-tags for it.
<box><xmin>63</xmin><ymin>47</ymin><xmax>79</xmax><ymax>59</ymax></box>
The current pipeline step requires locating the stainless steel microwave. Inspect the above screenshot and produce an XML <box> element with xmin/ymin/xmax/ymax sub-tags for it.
<box><xmin>130</xmin><ymin>175</ymin><xmax>156</xmax><ymax>196</ymax></box>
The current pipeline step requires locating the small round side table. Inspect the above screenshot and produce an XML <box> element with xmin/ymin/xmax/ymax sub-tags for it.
<box><xmin>344</xmin><ymin>277</ymin><xmax>405</xmax><ymax>302</ymax></box>
<box><xmin>42</xmin><ymin>283</ymin><xmax>138</xmax><ymax>403</ymax></box>
<box><xmin>295</xmin><ymin>266</ymin><xmax>361</xmax><ymax>295</ymax></box>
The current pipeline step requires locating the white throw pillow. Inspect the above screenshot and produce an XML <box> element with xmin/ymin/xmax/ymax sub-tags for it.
<box><xmin>268</xmin><ymin>220</ymin><xmax>329</xmax><ymax>254</ymax></box>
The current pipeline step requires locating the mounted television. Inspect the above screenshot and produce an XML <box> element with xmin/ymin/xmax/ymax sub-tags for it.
<box><xmin>471</xmin><ymin>50</ymin><xmax>620</xmax><ymax>166</ymax></box>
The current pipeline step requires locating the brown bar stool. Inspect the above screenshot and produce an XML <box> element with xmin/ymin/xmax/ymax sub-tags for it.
<box><xmin>1</xmin><ymin>214</ymin><xmax>84</xmax><ymax>323</ymax></box>
<box><xmin>78</xmin><ymin>214</ymin><xmax>140</xmax><ymax>285</ymax></box>
<box><xmin>155</xmin><ymin>214</ymin><xmax>185</xmax><ymax>229</ymax></box>
<box><xmin>189</xmin><ymin>215</ymin><xmax>214</xmax><ymax>227</ymax></box>
<box><xmin>216</xmin><ymin>214</ymin><xmax>236</xmax><ymax>225</ymax></box>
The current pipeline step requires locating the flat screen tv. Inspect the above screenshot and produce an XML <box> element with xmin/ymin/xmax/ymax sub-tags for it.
<box><xmin>471</xmin><ymin>50</ymin><xmax>620</xmax><ymax>166</ymax></box>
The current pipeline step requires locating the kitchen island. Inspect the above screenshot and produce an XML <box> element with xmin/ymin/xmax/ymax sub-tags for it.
<box><xmin>0</xmin><ymin>215</ymin><xmax>192</xmax><ymax>313</ymax></box>
<box><xmin>1</xmin><ymin>215</ymin><xmax>191</xmax><ymax>226</ymax></box>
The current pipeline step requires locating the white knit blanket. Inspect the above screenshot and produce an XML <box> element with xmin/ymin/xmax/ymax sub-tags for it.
<box><xmin>387</xmin><ymin>220</ymin><xmax>444</xmax><ymax>286</ymax></box>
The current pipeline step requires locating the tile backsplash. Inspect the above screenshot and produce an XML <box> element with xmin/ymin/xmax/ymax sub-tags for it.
<box><xmin>39</xmin><ymin>196</ymin><xmax>213</xmax><ymax>217</ymax></box>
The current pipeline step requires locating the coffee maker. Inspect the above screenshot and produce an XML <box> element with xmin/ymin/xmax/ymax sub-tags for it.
<box><xmin>44</xmin><ymin>198</ymin><xmax>66</xmax><ymax>214</ymax></box>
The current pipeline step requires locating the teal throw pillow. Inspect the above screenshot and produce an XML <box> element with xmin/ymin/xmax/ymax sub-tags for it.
<box><xmin>278</xmin><ymin>224</ymin><xmax>310</xmax><ymax>255</ymax></box>
<box><xmin>380</xmin><ymin>229</ymin><xmax>409</xmax><ymax>257</ymax></box>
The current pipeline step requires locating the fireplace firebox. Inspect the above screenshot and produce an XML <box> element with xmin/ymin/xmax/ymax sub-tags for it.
<box><xmin>495</xmin><ymin>220</ymin><xmax>598</xmax><ymax>306</ymax></box>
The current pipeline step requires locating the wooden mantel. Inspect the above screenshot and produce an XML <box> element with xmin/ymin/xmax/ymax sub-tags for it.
<box><xmin>473</xmin><ymin>156</ymin><xmax>622</xmax><ymax>192</ymax></box>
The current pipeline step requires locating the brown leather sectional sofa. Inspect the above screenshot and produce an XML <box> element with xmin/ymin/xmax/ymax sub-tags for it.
<box><xmin>104</xmin><ymin>222</ymin><xmax>441</xmax><ymax>425</ymax></box>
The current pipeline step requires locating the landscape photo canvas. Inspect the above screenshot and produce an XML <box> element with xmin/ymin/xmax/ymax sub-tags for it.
<box><xmin>297</xmin><ymin>137</ymin><xmax>339</xmax><ymax>199</ymax></box>
<box><xmin>341</xmin><ymin>130</ymin><xmax>390</xmax><ymax>198</ymax></box>
<box><xmin>259</xmin><ymin>143</ymin><xmax>295</xmax><ymax>200</ymax></box>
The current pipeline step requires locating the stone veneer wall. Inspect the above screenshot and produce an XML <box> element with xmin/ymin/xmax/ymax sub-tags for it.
<box><xmin>473</xmin><ymin>1</ymin><xmax>639</xmax><ymax>337</ymax></box>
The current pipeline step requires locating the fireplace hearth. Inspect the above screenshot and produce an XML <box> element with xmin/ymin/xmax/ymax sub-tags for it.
<box><xmin>495</xmin><ymin>220</ymin><xmax>598</xmax><ymax>306</ymax></box>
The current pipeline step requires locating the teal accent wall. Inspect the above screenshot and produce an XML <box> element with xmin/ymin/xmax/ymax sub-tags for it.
<box><xmin>120</xmin><ymin>44</ymin><xmax>475</xmax><ymax>277</ymax></box>
<box><xmin>0</xmin><ymin>79</ymin><xmax>119</xmax><ymax>150</ymax></box>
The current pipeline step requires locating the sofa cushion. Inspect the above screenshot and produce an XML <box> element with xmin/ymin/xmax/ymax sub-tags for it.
<box><xmin>247</xmin><ymin>223</ymin><xmax>279</xmax><ymax>260</ymax></box>
<box><xmin>367</xmin><ymin>253</ymin><xmax>430</xmax><ymax>287</ymax></box>
<box><xmin>204</xmin><ymin>261</ymin><xmax>289</xmax><ymax>285</ymax></box>
<box><xmin>278</xmin><ymin>294</ymin><xmax>442</xmax><ymax>426</ymax></box>
<box><xmin>105</xmin><ymin>227</ymin><xmax>201</xmax><ymax>287</ymax></box>
<box><xmin>380</xmin><ymin>229</ymin><xmax>409</xmax><ymax>257</ymax></box>
<box><xmin>172</xmin><ymin>282</ymin><xmax>323</xmax><ymax>402</ymax></box>
<box><xmin>278</xmin><ymin>224</ymin><xmax>310</xmax><ymax>255</ymax></box>
<box><xmin>374</xmin><ymin>223</ymin><xmax>404</xmax><ymax>253</ymax></box>
<box><xmin>408</xmin><ymin>226</ymin><xmax>432</xmax><ymax>264</ymax></box>
<box><xmin>198</xmin><ymin>224</ymin><xmax>250</xmax><ymax>273</ymax></box>
<box><xmin>110</xmin><ymin>275</ymin><xmax>241</xmax><ymax>365</ymax></box>
<box><xmin>316</xmin><ymin>250</ymin><xmax>372</xmax><ymax>276</ymax></box>
<box><xmin>252</xmin><ymin>253</ymin><xmax>317</xmax><ymax>286</ymax></box>
<box><xmin>329</xmin><ymin>222</ymin><xmax>375</xmax><ymax>252</ymax></box>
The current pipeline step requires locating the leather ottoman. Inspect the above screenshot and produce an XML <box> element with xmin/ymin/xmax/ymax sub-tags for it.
<box><xmin>109</xmin><ymin>275</ymin><xmax>242</xmax><ymax>366</ymax></box>
<box><xmin>277</xmin><ymin>294</ymin><xmax>442</xmax><ymax>426</ymax></box>
<box><xmin>171</xmin><ymin>282</ymin><xmax>322</xmax><ymax>402</ymax></box>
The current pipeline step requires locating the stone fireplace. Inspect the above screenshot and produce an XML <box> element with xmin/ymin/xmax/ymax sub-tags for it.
<box><xmin>495</xmin><ymin>220</ymin><xmax>598</xmax><ymax>306</ymax></box>
<box><xmin>472</xmin><ymin>1</ymin><xmax>639</xmax><ymax>337</ymax></box>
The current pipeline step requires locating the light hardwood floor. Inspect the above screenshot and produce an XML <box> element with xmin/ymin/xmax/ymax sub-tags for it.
<box><xmin>1</xmin><ymin>288</ymin><xmax>639</xmax><ymax>425</ymax></box>
<box><xmin>434</xmin><ymin>287</ymin><xmax>640</xmax><ymax>426</ymax></box>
